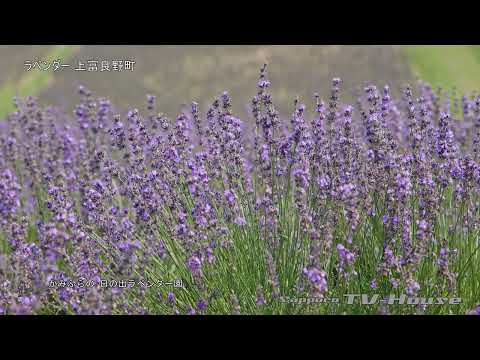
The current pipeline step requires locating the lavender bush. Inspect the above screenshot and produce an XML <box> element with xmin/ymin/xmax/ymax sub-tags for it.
<box><xmin>0</xmin><ymin>65</ymin><xmax>479</xmax><ymax>315</ymax></box>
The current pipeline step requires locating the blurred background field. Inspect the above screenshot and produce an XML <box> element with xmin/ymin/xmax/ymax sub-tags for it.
<box><xmin>0</xmin><ymin>45</ymin><xmax>479</xmax><ymax>119</ymax></box>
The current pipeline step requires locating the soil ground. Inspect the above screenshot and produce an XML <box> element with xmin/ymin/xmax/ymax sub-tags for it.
<box><xmin>0</xmin><ymin>45</ymin><xmax>414</xmax><ymax>118</ymax></box>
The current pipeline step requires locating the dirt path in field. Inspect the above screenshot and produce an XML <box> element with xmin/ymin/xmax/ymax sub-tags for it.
<box><xmin>1</xmin><ymin>46</ymin><xmax>414</xmax><ymax>118</ymax></box>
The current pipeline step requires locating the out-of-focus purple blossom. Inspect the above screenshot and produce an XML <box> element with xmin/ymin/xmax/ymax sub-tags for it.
<box><xmin>197</xmin><ymin>299</ymin><xmax>207</xmax><ymax>312</ymax></box>
<box><xmin>256</xmin><ymin>287</ymin><xmax>266</xmax><ymax>306</ymax></box>
<box><xmin>303</xmin><ymin>266</ymin><xmax>328</xmax><ymax>296</ymax></box>
<box><xmin>187</xmin><ymin>255</ymin><xmax>202</xmax><ymax>276</ymax></box>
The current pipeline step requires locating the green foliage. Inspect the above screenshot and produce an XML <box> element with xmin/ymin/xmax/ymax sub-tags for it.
<box><xmin>403</xmin><ymin>45</ymin><xmax>480</xmax><ymax>95</ymax></box>
<box><xmin>0</xmin><ymin>45</ymin><xmax>79</xmax><ymax>118</ymax></box>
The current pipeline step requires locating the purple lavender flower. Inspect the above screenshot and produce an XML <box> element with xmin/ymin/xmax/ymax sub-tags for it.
<box><xmin>234</xmin><ymin>216</ymin><xmax>246</xmax><ymax>226</ymax></box>
<box><xmin>256</xmin><ymin>287</ymin><xmax>266</xmax><ymax>306</ymax></box>
<box><xmin>2</xmin><ymin>64</ymin><xmax>480</xmax><ymax>315</ymax></box>
<box><xmin>187</xmin><ymin>255</ymin><xmax>202</xmax><ymax>276</ymax></box>
<box><xmin>197</xmin><ymin>299</ymin><xmax>207</xmax><ymax>312</ymax></box>
<box><xmin>303</xmin><ymin>267</ymin><xmax>328</xmax><ymax>295</ymax></box>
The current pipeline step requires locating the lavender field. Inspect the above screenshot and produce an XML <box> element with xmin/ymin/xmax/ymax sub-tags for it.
<box><xmin>1</xmin><ymin>62</ymin><xmax>480</xmax><ymax>315</ymax></box>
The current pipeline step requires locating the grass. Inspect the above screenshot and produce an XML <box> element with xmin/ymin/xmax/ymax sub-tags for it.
<box><xmin>403</xmin><ymin>45</ymin><xmax>480</xmax><ymax>95</ymax></box>
<box><xmin>0</xmin><ymin>45</ymin><xmax>79</xmax><ymax>118</ymax></box>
